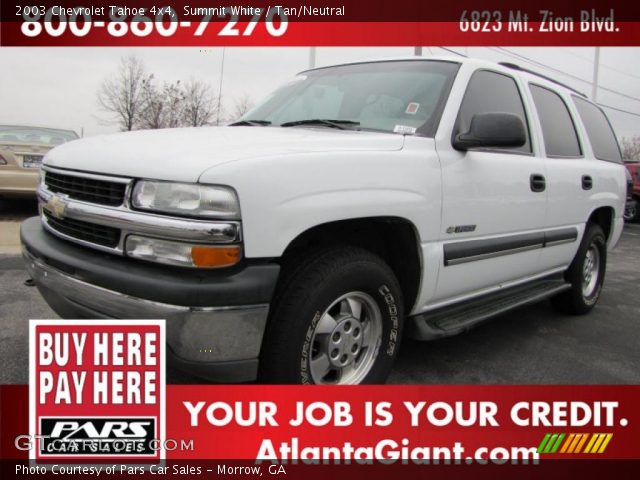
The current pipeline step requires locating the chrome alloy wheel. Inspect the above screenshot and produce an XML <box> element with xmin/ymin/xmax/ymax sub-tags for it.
<box><xmin>582</xmin><ymin>245</ymin><xmax>601</xmax><ymax>298</ymax></box>
<box><xmin>309</xmin><ymin>291</ymin><xmax>383</xmax><ymax>384</ymax></box>
<box><xmin>624</xmin><ymin>202</ymin><xmax>637</xmax><ymax>222</ymax></box>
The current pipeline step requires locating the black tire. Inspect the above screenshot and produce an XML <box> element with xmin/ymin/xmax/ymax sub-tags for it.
<box><xmin>551</xmin><ymin>223</ymin><xmax>607</xmax><ymax>315</ymax></box>
<box><xmin>259</xmin><ymin>246</ymin><xmax>403</xmax><ymax>384</ymax></box>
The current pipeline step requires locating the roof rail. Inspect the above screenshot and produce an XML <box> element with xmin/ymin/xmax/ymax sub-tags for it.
<box><xmin>498</xmin><ymin>62</ymin><xmax>588</xmax><ymax>98</ymax></box>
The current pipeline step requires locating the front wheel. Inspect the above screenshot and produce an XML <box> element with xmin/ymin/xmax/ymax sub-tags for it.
<box><xmin>259</xmin><ymin>247</ymin><xmax>404</xmax><ymax>384</ymax></box>
<box><xmin>551</xmin><ymin>223</ymin><xmax>607</xmax><ymax>315</ymax></box>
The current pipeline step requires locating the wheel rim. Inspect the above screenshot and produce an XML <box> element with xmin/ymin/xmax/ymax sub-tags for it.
<box><xmin>309</xmin><ymin>291</ymin><xmax>383</xmax><ymax>385</ymax></box>
<box><xmin>624</xmin><ymin>204</ymin><xmax>636</xmax><ymax>221</ymax></box>
<box><xmin>582</xmin><ymin>245</ymin><xmax>601</xmax><ymax>298</ymax></box>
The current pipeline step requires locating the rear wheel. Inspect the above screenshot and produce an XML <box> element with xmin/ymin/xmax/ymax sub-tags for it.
<box><xmin>551</xmin><ymin>224</ymin><xmax>607</xmax><ymax>314</ymax></box>
<box><xmin>259</xmin><ymin>247</ymin><xmax>403</xmax><ymax>384</ymax></box>
<box><xmin>624</xmin><ymin>199</ymin><xmax>639</xmax><ymax>223</ymax></box>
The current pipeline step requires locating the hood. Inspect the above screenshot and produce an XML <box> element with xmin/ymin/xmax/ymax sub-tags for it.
<box><xmin>44</xmin><ymin>126</ymin><xmax>405</xmax><ymax>182</ymax></box>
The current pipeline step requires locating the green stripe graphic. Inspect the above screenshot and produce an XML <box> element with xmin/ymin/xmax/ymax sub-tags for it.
<box><xmin>550</xmin><ymin>433</ymin><xmax>566</xmax><ymax>453</ymax></box>
<box><xmin>537</xmin><ymin>433</ymin><xmax>552</xmax><ymax>453</ymax></box>
<box><xmin>544</xmin><ymin>434</ymin><xmax>559</xmax><ymax>453</ymax></box>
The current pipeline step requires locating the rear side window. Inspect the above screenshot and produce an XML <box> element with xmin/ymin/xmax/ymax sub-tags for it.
<box><xmin>530</xmin><ymin>85</ymin><xmax>581</xmax><ymax>157</ymax></box>
<box><xmin>573</xmin><ymin>96</ymin><xmax>622</xmax><ymax>163</ymax></box>
<box><xmin>456</xmin><ymin>70</ymin><xmax>531</xmax><ymax>154</ymax></box>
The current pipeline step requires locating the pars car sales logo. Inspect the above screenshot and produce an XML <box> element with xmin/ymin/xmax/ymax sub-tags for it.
<box><xmin>29</xmin><ymin>320</ymin><xmax>165</xmax><ymax>461</ymax></box>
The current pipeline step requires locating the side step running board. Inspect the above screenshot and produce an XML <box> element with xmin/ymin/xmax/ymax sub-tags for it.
<box><xmin>408</xmin><ymin>278</ymin><xmax>571</xmax><ymax>341</ymax></box>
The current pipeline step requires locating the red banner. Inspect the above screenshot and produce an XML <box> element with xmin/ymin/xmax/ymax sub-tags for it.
<box><xmin>2</xmin><ymin>1</ymin><xmax>640</xmax><ymax>46</ymax></box>
<box><xmin>3</xmin><ymin>384</ymin><xmax>640</xmax><ymax>461</ymax></box>
<box><xmin>3</xmin><ymin>22</ymin><xmax>640</xmax><ymax>47</ymax></box>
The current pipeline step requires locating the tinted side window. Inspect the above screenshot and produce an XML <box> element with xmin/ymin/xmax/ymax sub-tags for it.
<box><xmin>573</xmin><ymin>96</ymin><xmax>622</xmax><ymax>163</ymax></box>
<box><xmin>456</xmin><ymin>70</ymin><xmax>531</xmax><ymax>153</ymax></box>
<box><xmin>530</xmin><ymin>85</ymin><xmax>581</xmax><ymax>157</ymax></box>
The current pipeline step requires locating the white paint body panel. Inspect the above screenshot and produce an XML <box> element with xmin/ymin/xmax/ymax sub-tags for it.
<box><xmin>45</xmin><ymin>127</ymin><xmax>405</xmax><ymax>182</ymax></box>
<box><xmin>199</xmin><ymin>135</ymin><xmax>441</xmax><ymax>260</ymax></box>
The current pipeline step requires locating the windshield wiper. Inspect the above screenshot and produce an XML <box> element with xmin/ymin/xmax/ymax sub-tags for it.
<box><xmin>229</xmin><ymin>120</ymin><xmax>272</xmax><ymax>126</ymax></box>
<box><xmin>280</xmin><ymin>119</ymin><xmax>360</xmax><ymax>130</ymax></box>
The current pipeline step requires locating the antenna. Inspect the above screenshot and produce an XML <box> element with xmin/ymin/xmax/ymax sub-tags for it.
<box><xmin>216</xmin><ymin>48</ymin><xmax>226</xmax><ymax>125</ymax></box>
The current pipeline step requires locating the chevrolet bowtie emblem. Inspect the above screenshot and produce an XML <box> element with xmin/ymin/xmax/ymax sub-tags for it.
<box><xmin>45</xmin><ymin>194</ymin><xmax>68</xmax><ymax>219</ymax></box>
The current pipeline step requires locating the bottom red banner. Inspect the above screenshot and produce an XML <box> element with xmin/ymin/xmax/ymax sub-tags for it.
<box><xmin>2</xmin><ymin>384</ymin><xmax>639</xmax><ymax>468</ymax></box>
<box><xmin>2</xmin><ymin>459</ymin><xmax>640</xmax><ymax>479</ymax></box>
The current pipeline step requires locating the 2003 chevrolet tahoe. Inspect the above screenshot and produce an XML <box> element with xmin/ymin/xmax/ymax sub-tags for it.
<box><xmin>21</xmin><ymin>57</ymin><xmax>627</xmax><ymax>384</ymax></box>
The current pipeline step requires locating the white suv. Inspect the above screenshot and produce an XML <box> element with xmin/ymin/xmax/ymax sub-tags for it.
<box><xmin>21</xmin><ymin>57</ymin><xmax>626</xmax><ymax>384</ymax></box>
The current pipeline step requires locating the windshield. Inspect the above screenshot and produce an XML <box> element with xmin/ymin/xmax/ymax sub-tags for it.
<box><xmin>241</xmin><ymin>60</ymin><xmax>459</xmax><ymax>135</ymax></box>
<box><xmin>0</xmin><ymin>126</ymin><xmax>78</xmax><ymax>146</ymax></box>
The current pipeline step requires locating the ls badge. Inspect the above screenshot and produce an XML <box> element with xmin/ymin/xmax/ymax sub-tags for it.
<box><xmin>446</xmin><ymin>225</ymin><xmax>477</xmax><ymax>234</ymax></box>
<box><xmin>44</xmin><ymin>194</ymin><xmax>68</xmax><ymax>219</ymax></box>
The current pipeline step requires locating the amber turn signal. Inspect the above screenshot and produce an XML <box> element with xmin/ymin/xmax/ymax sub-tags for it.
<box><xmin>191</xmin><ymin>245</ymin><xmax>242</xmax><ymax>268</ymax></box>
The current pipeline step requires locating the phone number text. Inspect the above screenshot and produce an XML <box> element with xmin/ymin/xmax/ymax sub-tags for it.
<box><xmin>17</xmin><ymin>5</ymin><xmax>289</xmax><ymax>38</ymax></box>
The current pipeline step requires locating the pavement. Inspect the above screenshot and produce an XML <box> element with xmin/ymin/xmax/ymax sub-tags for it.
<box><xmin>1</xmin><ymin>198</ymin><xmax>639</xmax><ymax>384</ymax></box>
<box><xmin>0</xmin><ymin>198</ymin><xmax>37</xmax><ymax>254</ymax></box>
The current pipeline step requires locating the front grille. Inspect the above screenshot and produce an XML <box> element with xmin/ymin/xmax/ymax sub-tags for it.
<box><xmin>43</xmin><ymin>210</ymin><xmax>121</xmax><ymax>248</ymax></box>
<box><xmin>45</xmin><ymin>171</ymin><xmax>127</xmax><ymax>207</ymax></box>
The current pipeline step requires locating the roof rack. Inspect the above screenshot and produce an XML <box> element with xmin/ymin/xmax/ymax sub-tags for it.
<box><xmin>498</xmin><ymin>62</ymin><xmax>588</xmax><ymax>98</ymax></box>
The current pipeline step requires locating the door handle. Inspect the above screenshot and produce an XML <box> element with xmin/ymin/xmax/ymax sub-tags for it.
<box><xmin>530</xmin><ymin>174</ymin><xmax>546</xmax><ymax>193</ymax></box>
<box><xmin>582</xmin><ymin>175</ymin><xmax>593</xmax><ymax>190</ymax></box>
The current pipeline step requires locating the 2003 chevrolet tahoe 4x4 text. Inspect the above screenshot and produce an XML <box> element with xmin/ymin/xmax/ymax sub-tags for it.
<box><xmin>21</xmin><ymin>58</ymin><xmax>627</xmax><ymax>384</ymax></box>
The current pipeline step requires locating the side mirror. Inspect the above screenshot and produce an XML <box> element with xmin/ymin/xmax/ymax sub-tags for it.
<box><xmin>453</xmin><ymin>112</ymin><xmax>526</xmax><ymax>151</ymax></box>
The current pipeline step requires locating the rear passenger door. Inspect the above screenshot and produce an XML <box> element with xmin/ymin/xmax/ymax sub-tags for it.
<box><xmin>432</xmin><ymin>69</ymin><xmax>548</xmax><ymax>304</ymax></box>
<box><xmin>528</xmin><ymin>85</ymin><xmax>594</xmax><ymax>271</ymax></box>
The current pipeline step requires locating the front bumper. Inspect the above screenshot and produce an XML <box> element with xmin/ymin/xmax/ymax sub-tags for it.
<box><xmin>21</xmin><ymin>216</ymin><xmax>280</xmax><ymax>382</ymax></box>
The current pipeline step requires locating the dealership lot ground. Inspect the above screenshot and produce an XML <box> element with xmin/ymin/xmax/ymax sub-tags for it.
<box><xmin>1</xmin><ymin>198</ymin><xmax>639</xmax><ymax>384</ymax></box>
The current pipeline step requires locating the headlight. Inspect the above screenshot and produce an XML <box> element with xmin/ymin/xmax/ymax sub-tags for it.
<box><xmin>132</xmin><ymin>181</ymin><xmax>240</xmax><ymax>219</ymax></box>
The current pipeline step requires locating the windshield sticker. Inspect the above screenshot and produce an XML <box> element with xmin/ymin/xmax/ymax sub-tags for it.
<box><xmin>405</xmin><ymin>102</ymin><xmax>420</xmax><ymax>115</ymax></box>
<box><xmin>394</xmin><ymin>125</ymin><xmax>417</xmax><ymax>135</ymax></box>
